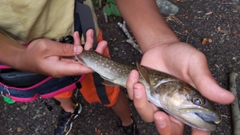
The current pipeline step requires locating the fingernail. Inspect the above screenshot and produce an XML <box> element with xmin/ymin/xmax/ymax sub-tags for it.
<box><xmin>74</xmin><ymin>46</ymin><xmax>82</xmax><ymax>54</ymax></box>
<box><xmin>157</xmin><ymin>118</ymin><xmax>167</xmax><ymax>128</ymax></box>
<box><xmin>88</xmin><ymin>29</ymin><xmax>93</xmax><ymax>38</ymax></box>
<box><xmin>133</xmin><ymin>87</ymin><xmax>142</xmax><ymax>99</ymax></box>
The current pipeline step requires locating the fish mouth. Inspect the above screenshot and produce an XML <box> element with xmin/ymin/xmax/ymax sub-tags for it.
<box><xmin>195</xmin><ymin>112</ymin><xmax>221</xmax><ymax>125</ymax></box>
<box><xmin>177</xmin><ymin>108</ymin><xmax>221</xmax><ymax>131</ymax></box>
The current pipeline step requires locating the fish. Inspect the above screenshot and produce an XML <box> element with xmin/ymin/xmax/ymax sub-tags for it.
<box><xmin>75</xmin><ymin>50</ymin><xmax>221</xmax><ymax>132</ymax></box>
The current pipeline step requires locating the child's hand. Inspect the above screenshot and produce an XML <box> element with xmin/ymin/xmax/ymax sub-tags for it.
<box><xmin>18</xmin><ymin>29</ymin><xmax>107</xmax><ymax>77</ymax></box>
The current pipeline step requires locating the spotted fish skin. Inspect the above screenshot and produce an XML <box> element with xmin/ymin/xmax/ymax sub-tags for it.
<box><xmin>75</xmin><ymin>50</ymin><xmax>221</xmax><ymax>132</ymax></box>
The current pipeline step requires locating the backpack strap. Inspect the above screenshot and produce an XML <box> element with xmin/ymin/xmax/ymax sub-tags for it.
<box><xmin>74</xmin><ymin>0</ymin><xmax>98</xmax><ymax>49</ymax></box>
<box><xmin>74</xmin><ymin>1</ymin><xmax>110</xmax><ymax>105</ymax></box>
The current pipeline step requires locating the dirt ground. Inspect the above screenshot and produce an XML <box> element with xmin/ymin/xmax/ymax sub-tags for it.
<box><xmin>0</xmin><ymin>0</ymin><xmax>240</xmax><ymax>135</ymax></box>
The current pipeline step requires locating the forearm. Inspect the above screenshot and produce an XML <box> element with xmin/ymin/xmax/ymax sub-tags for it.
<box><xmin>116</xmin><ymin>0</ymin><xmax>179</xmax><ymax>53</ymax></box>
<box><xmin>0</xmin><ymin>32</ymin><xmax>25</xmax><ymax>68</ymax></box>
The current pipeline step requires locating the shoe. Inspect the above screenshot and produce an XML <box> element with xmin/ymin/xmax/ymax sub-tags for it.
<box><xmin>54</xmin><ymin>102</ymin><xmax>82</xmax><ymax>135</ymax></box>
<box><xmin>120</xmin><ymin>114</ymin><xmax>139</xmax><ymax>135</ymax></box>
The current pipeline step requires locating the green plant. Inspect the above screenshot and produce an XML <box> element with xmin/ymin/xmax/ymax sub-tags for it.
<box><xmin>103</xmin><ymin>0</ymin><xmax>121</xmax><ymax>17</ymax></box>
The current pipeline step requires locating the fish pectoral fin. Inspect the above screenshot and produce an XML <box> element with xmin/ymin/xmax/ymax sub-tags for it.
<box><xmin>99</xmin><ymin>75</ymin><xmax>117</xmax><ymax>86</ymax></box>
<box><xmin>150</xmin><ymin>87</ymin><xmax>158</xmax><ymax>95</ymax></box>
<box><xmin>87</xmin><ymin>48</ymin><xmax>94</xmax><ymax>51</ymax></box>
<box><xmin>74</xmin><ymin>55</ymin><xmax>85</xmax><ymax>65</ymax></box>
<box><xmin>100</xmin><ymin>75</ymin><xmax>113</xmax><ymax>81</ymax></box>
<box><xmin>102</xmin><ymin>80</ymin><xmax>118</xmax><ymax>86</ymax></box>
<box><xmin>136</xmin><ymin>62</ymin><xmax>150</xmax><ymax>85</ymax></box>
<box><xmin>152</xmin><ymin>78</ymin><xmax>179</xmax><ymax>89</ymax></box>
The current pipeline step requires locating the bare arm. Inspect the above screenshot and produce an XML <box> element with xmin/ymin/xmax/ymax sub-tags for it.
<box><xmin>0</xmin><ymin>30</ymin><xmax>107</xmax><ymax>77</ymax></box>
<box><xmin>0</xmin><ymin>32</ymin><xmax>25</xmax><ymax>68</ymax></box>
<box><xmin>116</xmin><ymin>0</ymin><xmax>179</xmax><ymax>53</ymax></box>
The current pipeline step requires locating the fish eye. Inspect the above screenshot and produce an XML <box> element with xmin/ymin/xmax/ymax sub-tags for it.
<box><xmin>192</xmin><ymin>96</ymin><xmax>204</xmax><ymax>105</ymax></box>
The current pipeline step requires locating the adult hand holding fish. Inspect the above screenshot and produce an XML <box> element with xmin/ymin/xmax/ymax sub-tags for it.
<box><xmin>116</xmin><ymin>0</ymin><xmax>235</xmax><ymax>134</ymax></box>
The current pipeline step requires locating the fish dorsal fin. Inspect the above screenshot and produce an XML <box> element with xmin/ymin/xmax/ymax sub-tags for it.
<box><xmin>136</xmin><ymin>62</ymin><xmax>150</xmax><ymax>85</ymax></box>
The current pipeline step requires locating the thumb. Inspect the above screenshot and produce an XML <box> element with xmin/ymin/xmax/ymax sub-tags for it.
<box><xmin>189</xmin><ymin>53</ymin><xmax>235</xmax><ymax>104</ymax></box>
<box><xmin>46</xmin><ymin>32</ymin><xmax>83</xmax><ymax>57</ymax></box>
<box><xmin>39</xmin><ymin>40</ymin><xmax>82</xmax><ymax>57</ymax></box>
<box><xmin>194</xmin><ymin>74</ymin><xmax>235</xmax><ymax>104</ymax></box>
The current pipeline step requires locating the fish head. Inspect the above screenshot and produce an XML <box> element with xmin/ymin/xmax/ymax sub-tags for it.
<box><xmin>157</xmin><ymin>81</ymin><xmax>221</xmax><ymax>131</ymax></box>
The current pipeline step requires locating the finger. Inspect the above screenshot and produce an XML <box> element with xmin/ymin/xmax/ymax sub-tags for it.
<box><xmin>133</xmin><ymin>82</ymin><xmax>158</xmax><ymax>122</ymax></box>
<box><xmin>45</xmin><ymin>62</ymin><xmax>93</xmax><ymax>78</ymax></box>
<box><xmin>84</xmin><ymin>29</ymin><xmax>94</xmax><ymax>50</ymax></box>
<box><xmin>73</xmin><ymin>31</ymin><xmax>84</xmax><ymax>54</ymax></box>
<box><xmin>95</xmin><ymin>41</ymin><xmax>107</xmax><ymax>54</ymax></box>
<box><xmin>42</xmin><ymin>56</ymin><xmax>92</xmax><ymax>76</ymax></box>
<box><xmin>73</xmin><ymin>31</ymin><xmax>81</xmax><ymax>46</ymax></box>
<box><xmin>192</xmin><ymin>128</ymin><xmax>211</xmax><ymax>135</ymax></box>
<box><xmin>49</xmin><ymin>32</ymin><xmax>82</xmax><ymax>56</ymax></box>
<box><xmin>126</xmin><ymin>70</ymin><xmax>139</xmax><ymax>100</ymax></box>
<box><xmin>34</xmin><ymin>39</ymin><xmax>80</xmax><ymax>57</ymax></box>
<box><xmin>154</xmin><ymin>112</ymin><xmax>184</xmax><ymax>135</ymax></box>
<box><xmin>51</xmin><ymin>43</ymin><xmax>82</xmax><ymax>57</ymax></box>
<box><xmin>189</xmin><ymin>54</ymin><xmax>235</xmax><ymax>104</ymax></box>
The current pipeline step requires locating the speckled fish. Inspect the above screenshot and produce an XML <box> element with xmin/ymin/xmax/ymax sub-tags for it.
<box><xmin>75</xmin><ymin>50</ymin><xmax>221</xmax><ymax>132</ymax></box>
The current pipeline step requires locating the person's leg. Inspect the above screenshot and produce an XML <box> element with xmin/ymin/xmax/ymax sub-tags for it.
<box><xmin>111</xmin><ymin>90</ymin><xmax>139</xmax><ymax>135</ymax></box>
<box><xmin>111</xmin><ymin>90</ymin><xmax>132</xmax><ymax>126</ymax></box>
<box><xmin>53</xmin><ymin>92</ymin><xmax>82</xmax><ymax>135</ymax></box>
<box><xmin>56</xmin><ymin>98</ymin><xmax>75</xmax><ymax>113</ymax></box>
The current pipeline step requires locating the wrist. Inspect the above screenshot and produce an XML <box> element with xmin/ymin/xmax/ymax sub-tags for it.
<box><xmin>14</xmin><ymin>48</ymin><xmax>26</xmax><ymax>70</ymax></box>
<box><xmin>141</xmin><ymin>38</ymin><xmax>179</xmax><ymax>54</ymax></box>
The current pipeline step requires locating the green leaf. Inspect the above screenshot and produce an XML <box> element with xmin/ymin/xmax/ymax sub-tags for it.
<box><xmin>103</xmin><ymin>3</ymin><xmax>121</xmax><ymax>17</ymax></box>
<box><xmin>106</xmin><ymin>0</ymin><xmax>116</xmax><ymax>4</ymax></box>
<box><xmin>92</xmin><ymin>0</ymin><xmax>99</xmax><ymax>6</ymax></box>
<box><xmin>113</xmin><ymin>47</ymin><xmax>119</xmax><ymax>51</ymax></box>
<box><xmin>21</xmin><ymin>105</ymin><xmax>28</xmax><ymax>110</ymax></box>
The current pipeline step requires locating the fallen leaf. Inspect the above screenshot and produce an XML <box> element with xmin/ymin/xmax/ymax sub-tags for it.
<box><xmin>217</xmin><ymin>26</ymin><xmax>221</xmax><ymax>32</ymax></box>
<box><xmin>97</xmin><ymin>129</ymin><xmax>101</xmax><ymax>135</ymax></box>
<box><xmin>233</xmin><ymin>31</ymin><xmax>238</xmax><ymax>36</ymax></box>
<box><xmin>21</xmin><ymin>105</ymin><xmax>28</xmax><ymax>110</ymax></box>
<box><xmin>208</xmin><ymin>38</ymin><xmax>213</xmax><ymax>43</ymax></box>
<box><xmin>202</xmin><ymin>38</ymin><xmax>208</xmax><ymax>45</ymax></box>
<box><xmin>17</xmin><ymin>127</ymin><xmax>22</xmax><ymax>132</ymax></box>
<box><xmin>205</xmin><ymin>12</ymin><xmax>212</xmax><ymax>15</ymax></box>
<box><xmin>113</xmin><ymin>47</ymin><xmax>119</xmax><ymax>51</ymax></box>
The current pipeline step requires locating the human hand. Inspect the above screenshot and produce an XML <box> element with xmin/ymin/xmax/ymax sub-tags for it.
<box><xmin>126</xmin><ymin>42</ymin><xmax>235</xmax><ymax>135</ymax></box>
<box><xmin>17</xmin><ymin>29</ymin><xmax>107</xmax><ymax>77</ymax></box>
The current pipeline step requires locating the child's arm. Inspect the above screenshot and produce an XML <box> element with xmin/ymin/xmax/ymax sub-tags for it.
<box><xmin>0</xmin><ymin>30</ymin><xmax>106</xmax><ymax>77</ymax></box>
